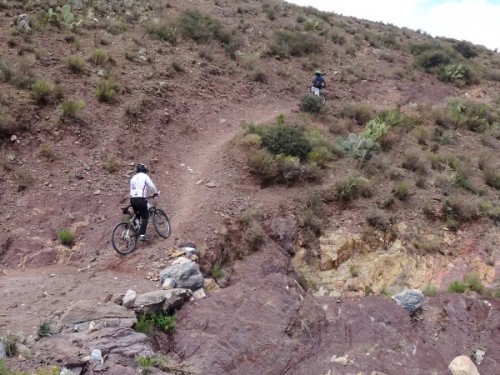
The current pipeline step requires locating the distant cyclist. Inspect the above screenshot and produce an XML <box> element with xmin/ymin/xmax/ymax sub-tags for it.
<box><xmin>130</xmin><ymin>163</ymin><xmax>158</xmax><ymax>241</ymax></box>
<box><xmin>312</xmin><ymin>70</ymin><xmax>326</xmax><ymax>89</ymax></box>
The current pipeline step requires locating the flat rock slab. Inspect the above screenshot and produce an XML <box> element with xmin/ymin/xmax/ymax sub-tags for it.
<box><xmin>133</xmin><ymin>289</ymin><xmax>191</xmax><ymax>314</ymax></box>
<box><xmin>58</xmin><ymin>300</ymin><xmax>137</xmax><ymax>332</ymax></box>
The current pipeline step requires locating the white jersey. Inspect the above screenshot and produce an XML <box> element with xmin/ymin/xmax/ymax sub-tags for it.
<box><xmin>130</xmin><ymin>172</ymin><xmax>158</xmax><ymax>198</ymax></box>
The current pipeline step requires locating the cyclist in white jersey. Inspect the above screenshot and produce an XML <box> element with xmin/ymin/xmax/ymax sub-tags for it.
<box><xmin>130</xmin><ymin>163</ymin><xmax>158</xmax><ymax>241</ymax></box>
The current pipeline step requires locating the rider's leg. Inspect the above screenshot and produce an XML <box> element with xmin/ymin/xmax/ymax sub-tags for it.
<box><xmin>130</xmin><ymin>198</ymin><xmax>149</xmax><ymax>236</ymax></box>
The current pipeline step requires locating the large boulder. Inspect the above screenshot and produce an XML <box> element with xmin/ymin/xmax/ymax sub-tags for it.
<box><xmin>57</xmin><ymin>300</ymin><xmax>137</xmax><ymax>332</ymax></box>
<box><xmin>132</xmin><ymin>289</ymin><xmax>192</xmax><ymax>314</ymax></box>
<box><xmin>449</xmin><ymin>356</ymin><xmax>480</xmax><ymax>375</ymax></box>
<box><xmin>392</xmin><ymin>289</ymin><xmax>425</xmax><ymax>315</ymax></box>
<box><xmin>159</xmin><ymin>259</ymin><xmax>204</xmax><ymax>291</ymax></box>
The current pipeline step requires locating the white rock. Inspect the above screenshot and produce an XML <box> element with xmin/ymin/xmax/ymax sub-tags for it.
<box><xmin>89</xmin><ymin>349</ymin><xmax>103</xmax><ymax>364</ymax></box>
<box><xmin>172</xmin><ymin>256</ymin><xmax>191</xmax><ymax>265</ymax></box>
<box><xmin>122</xmin><ymin>289</ymin><xmax>137</xmax><ymax>308</ymax></box>
<box><xmin>193</xmin><ymin>288</ymin><xmax>206</xmax><ymax>299</ymax></box>
<box><xmin>161</xmin><ymin>278</ymin><xmax>176</xmax><ymax>290</ymax></box>
<box><xmin>448</xmin><ymin>355</ymin><xmax>480</xmax><ymax>375</ymax></box>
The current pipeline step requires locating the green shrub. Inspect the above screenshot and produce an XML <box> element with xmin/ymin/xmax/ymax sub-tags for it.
<box><xmin>437</xmin><ymin>63</ymin><xmax>478</xmax><ymax>87</ymax></box>
<box><xmin>444</xmin><ymin>194</ymin><xmax>480</xmax><ymax>222</ymax></box>
<box><xmin>413</xmin><ymin>49</ymin><xmax>451</xmax><ymax>72</ymax></box>
<box><xmin>448</xmin><ymin>280</ymin><xmax>468</xmax><ymax>293</ymax></box>
<box><xmin>244</xmin><ymin>221</ymin><xmax>265</xmax><ymax>250</ymax></box>
<box><xmin>307</xmin><ymin>146</ymin><xmax>330</xmax><ymax>166</ymax></box>
<box><xmin>247</xmin><ymin>148</ymin><xmax>279</xmax><ymax>183</ymax></box>
<box><xmin>40</xmin><ymin>143</ymin><xmax>55</xmax><ymax>161</ymax></box>
<box><xmin>484</xmin><ymin>166</ymin><xmax>500</xmax><ymax>189</ymax></box>
<box><xmin>299</xmin><ymin>94</ymin><xmax>323</xmax><ymax>113</ymax></box>
<box><xmin>4</xmin><ymin>334</ymin><xmax>18</xmax><ymax>357</ymax></box>
<box><xmin>339</xmin><ymin>103</ymin><xmax>374</xmax><ymax>125</ymax></box>
<box><xmin>402</xmin><ymin>152</ymin><xmax>426</xmax><ymax>173</ymax></box>
<box><xmin>95</xmin><ymin>79</ymin><xmax>117</xmax><ymax>102</ymax></box>
<box><xmin>64</xmin><ymin>55</ymin><xmax>85</xmax><ymax>72</ymax></box>
<box><xmin>134</xmin><ymin>313</ymin><xmax>154</xmax><ymax>336</ymax></box>
<box><xmin>179</xmin><ymin>10</ymin><xmax>224</xmax><ymax>44</ymax></box>
<box><xmin>91</xmin><ymin>48</ymin><xmax>107</xmax><ymax>66</ymax></box>
<box><xmin>105</xmin><ymin>158</ymin><xmax>119</xmax><ymax>173</ymax></box>
<box><xmin>58</xmin><ymin>228</ymin><xmax>75</xmax><ymax>246</ymax></box>
<box><xmin>144</xmin><ymin>19</ymin><xmax>178</xmax><ymax>44</ymax></box>
<box><xmin>253</xmin><ymin>124</ymin><xmax>311</xmax><ymax>160</ymax></box>
<box><xmin>453</xmin><ymin>41</ymin><xmax>477</xmax><ymax>58</ymax></box>
<box><xmin>422</xmin><ymin>283</ymin><xmax>438</xmax><ymax>296</ymax></box>
<box><xmin>32</xmin><ymin>78</ymin><xmax>54</xmax><ymax>104</ymax></box>
<box><xmin>38</xmin><ymin>320</ymin><xmax>52</xmax><ymax>338</ymax></box>
<box><xmin>271</xmin><ymin>29</ymin><xmax>322</xmax><ymax>58</ymax></box>
<box><xmin>61</xmin><ymin>99</ymin><xmax>85</xmax><ymax>118</ymax></box>
<box><xmin>335</xmin><ymin>175</ymin><xmax>372</xmax><ymax>202</ymax></box>
<box><xmin>210</xmin><ymin>263</ymin><xmax>224</xmax><ymax>280</ymax></box>
<box><xmin>465</xmin><ymin>273</ymin><xmax>484</xmax><ymax>294</ymax></box>
<box><xmin>16</xmin><ymin>168</ymin><xmax>31</xmax><ymax>191</ymax></box>
<box><xmin>394</xmin><ymin>181</ymin><xmax>410</xmax><ymax>200</ymax></box>
<box><xmin>152</xmin><ymin>312</ymin><xmax>176</xmax><ymax>334</ymax></box>
<box><xmin>0</xmin><ymin>105</ymin><xmax>13</xmax><ymax>138</ymax></box>
<box><xmin>249</xmin><ymin>69</ymin><xmax>268</xmax><ymax>83</ymax></box>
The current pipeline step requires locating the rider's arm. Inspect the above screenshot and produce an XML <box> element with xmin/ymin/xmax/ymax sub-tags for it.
<box><xmin>145</xmin><ymin>176</ymin><xmax>158</xmax><ymax>196</ymax></box>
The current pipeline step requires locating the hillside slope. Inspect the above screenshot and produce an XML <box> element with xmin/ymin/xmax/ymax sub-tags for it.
<box><xmin>0</xmin><ymin>0</ymin><xmax>499</xmax><ymax>374</ymax></box>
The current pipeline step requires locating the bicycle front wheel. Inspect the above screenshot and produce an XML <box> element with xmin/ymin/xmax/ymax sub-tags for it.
<box><xmin>111</xmin><ymin>222</ymin><xmax>138</xmax><ymax>255</ymax></box>
<box><xmin>319</xmin><ymin>93</ymin><xmax>326</xmax><ymax>105</ymax></box>
<box><xmin>153</xmin><ymin>209</ymin><xmax>171</xmax><ymax>238</ymax></box>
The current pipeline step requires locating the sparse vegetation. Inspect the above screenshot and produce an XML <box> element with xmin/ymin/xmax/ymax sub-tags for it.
<box><xmin>38</xmin><ymin>320</ymin><xmax>51</xmax><ymax>338</ymax></box>
<box><xmin>335</xmin><ymin>175</ymin><xmax>372</xmax><ymax>203</ymax></box>
<box><xmin>31</xmin><ymin>78</ymin><xmax>54</xmax><ymax>104</ymax></box>
<box><xmin>57</xmin><ymin>228</ymin><xmax>75</xmax><ymax>246</ymax></box>
<box><xmin>270</xmin><ymin>29</ymin><xmax>322</xmax><ymax>58</ymax></box>
<box><xmin>300</xmin><ymin>94</ymin><xmax>323</xmax><ymax>113</ymax></box>
<box><xmin>447</xmin><ymin>280</ymin><xmax>468</xmax><ymax>293</ymax></box>
<box><xmin>40</xmin><ymin>143</ymin><xmax>55</xmax><ymax>161</ymax></box>
<box><xmin>104</xmin><ymin>158</ymin><xmax>119</xmax><ymax>173</ymax></box>
<box><xmin>64</xmin><ymin>55</ymin><xmax>85</xmax><ymax>73</ymax></box>
<box><xmin>133</xmin><ymin>312</ymin><xmax>176</xmax><ymax>336</ymax></box>
<box><xmin>91</xmin><ymin>48</ymin><xmax>108</xmax><ymax>66</ymax></box>
<box><xmin>95</xmin><ymin>79</ymin><xmax>118</xmax><ymax>102</ymax></box>
<box><xmin>61</xmin><ymin>99</ymin><xmax>85</xmax><ymax>118</ymax></box>
<box><xmin>422</xmin><ymin>283</ymin><xmax>438</xmax><ymax>296</ymax></box>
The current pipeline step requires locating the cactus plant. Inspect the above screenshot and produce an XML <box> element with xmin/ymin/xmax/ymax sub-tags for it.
<box><xmin>336</xmin><ymin>133</ymin><xmax>380</xmax><ymax>164</ymax></box>
<box><xmin>46</xmin><ymin>4</ymin><xmax>81</xmax><ymax>30</ymax></box>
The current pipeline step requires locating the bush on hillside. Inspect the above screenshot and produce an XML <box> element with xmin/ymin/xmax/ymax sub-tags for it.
<box><xmin>251</xmin><ymin>124</ymin><xmax>311</xmax><ymax>160</ymax></box>
<box><xmin>179</xmin><ymin>10</ymin><xmax>224</xmax><ymax>44</ymax></box>
<box><xmin>300</xmin><ymin>94</ymin><xmax>323</xmax><ymax>113</ymax></box>
<box><xmin>31</xmin><ymin>78</ymin><xmax>54</xmax><ymax>104</ymax></box>
<box><xmin>453</xmin><ymin>41</ymin><xmax>478</xmax><ymax>58</ymax></box>
<box><xmin>413</xmin><ymin>49</ymin><xmax>451</xmax><ymax>72</ymax></box>
<box><xmin>270</xmin><ymin>29</ymin><xmax>322</xmax><ymax>58</ymax></box>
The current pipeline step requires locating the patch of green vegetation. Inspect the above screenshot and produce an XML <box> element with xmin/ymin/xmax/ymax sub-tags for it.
<box><xmin>31</xmin><ymin>78</ymin><xmax>54</xmax><ymax>104</ymax></box>
<box><xmin>335</xmin><ymin>175</ymin><xmax>372</xmax><ymax>203</ymax></box>
<box><xmin>95</xmin><ymin>79</ymin><xmax>117</xmax><ymax>102</ymax></box>
<box><xmin>299</xmin><ymin>94</ymin><xmax>323</xmax><ymax>113</ymax></box>
<box><xmin>64</xmin><ymin>55</ymin><xmax>85</xmax><ymax>73</ymax></box>
<box><xmin>422</xmin><ymin>283</ymin><xmax>438</xmax><ymax>296</ymax></box>
<box><xmin>144</xmin><ymin>19</ymin><xmax>178</xmax><ymax>44</ymax></box>
<box><xmin>57</xmin><ymin>228</ymin><xmax>75</xmax><ymax>246</ymax></box>
<box><xmin>134</xmin><ymin>312</ymin><xmax>176</xmax><ymax>336</ymax></box>
<box><xmin>447</xmin><ymin>280</ymin><xmax>468</xmax><ymax>293</ymax></box>
<box><xmin>270</xmin><ymin>29</ymin><xmax>322</xmax><ymax>58</ymax></box>
<box><xmin>38</xmin><ymin>320</ymin><xmax>51</xmax><ymax>338</ymax></box>
<box><xmin>91</xmin><ymin>48</ymin><xmax>107</xmax><ymax>66</ymax></box>
<box><xmin>210</xmin><ymin>263</ymin><xmax>224</xmax><ymax>280</ymax></box>
<box><xmin>61</xmin><ymin>99</ymin><xmax>85</xmax><ymax>119</ymax></box>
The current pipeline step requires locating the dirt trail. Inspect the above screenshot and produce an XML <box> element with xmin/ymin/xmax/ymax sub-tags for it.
<box><xmin>0</xmin><ymin>99</ymin><xmax>299</xmax><ymax>336</ymax></box>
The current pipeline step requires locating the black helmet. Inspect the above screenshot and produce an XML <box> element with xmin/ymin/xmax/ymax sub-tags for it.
<box><xmin>136</xmin><ymin>163</ymin><xmax>148</xmax><ymax>173</ymax></box>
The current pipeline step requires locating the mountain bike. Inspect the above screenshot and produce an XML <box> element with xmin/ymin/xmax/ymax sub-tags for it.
<box><xmin>111</xmin><ymin>196</ymin><xmax>171</xmax><ymax>255</ymax></box>
<box><xmin>310</xmin><ymin>86</ymin><xmax>326</xmax><ymax>104</ymax></box>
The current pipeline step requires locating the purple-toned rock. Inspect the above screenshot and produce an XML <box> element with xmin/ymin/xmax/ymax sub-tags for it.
<box><xmin>392</xmin><ymin>289</ymin><xmax>425</xmax><ymax>314</ymax></box>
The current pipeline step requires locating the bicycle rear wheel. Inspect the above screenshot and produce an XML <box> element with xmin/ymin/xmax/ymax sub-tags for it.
<box><xmin>153</xmin><ymin>209</ymin><xmax>171</xmax><ymax>238</ymax></box>
<box><xmin>319</xmin><ymin>93</ymin><xmax>326</xmax><ymax>105</ymax></box>
<box><xmin>111</xmin><ymin>222</ymin><xmax>138</xmax><ymax>255</ymax></box>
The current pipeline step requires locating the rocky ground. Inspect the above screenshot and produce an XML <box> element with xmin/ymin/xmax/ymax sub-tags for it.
<box><xmin>0</xmin><ymin>1</ymin><xmax>499</xmax><ymax>374</ymax></box>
